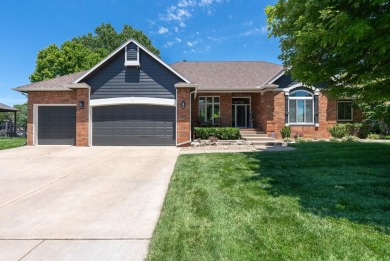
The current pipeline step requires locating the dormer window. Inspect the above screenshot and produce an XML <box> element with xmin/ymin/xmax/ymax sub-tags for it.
<box><xmin>124</xmin><ymin>42</ymin><xmax>140</xmax><ymax>67</ymax></box>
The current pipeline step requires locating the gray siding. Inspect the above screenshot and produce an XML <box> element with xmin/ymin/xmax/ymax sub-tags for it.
<box><xmin>126</xmin><ymin>42</ymin><xmax>137</xmax><ymax>61</ymax></box>
<box><xmin>274</xmin><ymin>74</ymin><xmax>300</xmax><ymax>89</ymax></box>
<box><xmin>275</xmin><ymin>74</ymin><xmax>326</xmax><ymax>89</ymax></box>
<box><xmin>86</xmin><ymin>49</ymin><xmax>182</xmax><ymax>100</ymax></box>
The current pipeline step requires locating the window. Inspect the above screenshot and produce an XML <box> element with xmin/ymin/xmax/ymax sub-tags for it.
<box><xmin>199</xmin><ymin>96</ymin><xmax>220</xmax><ymax>125</ymax></box>
<box><xmin>288</xmin><ymin>90</ymin><xmax>314</xmax><ymax>124</ymax></box>
<box><xmin>337</xmin><ymin>101</ymin><xmax>353</xmax><ymax>121</ymax></box>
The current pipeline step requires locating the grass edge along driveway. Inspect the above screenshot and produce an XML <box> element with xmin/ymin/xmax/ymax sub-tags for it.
<box><xmin>147</xmin><ymin>142</ymin><xmax>390</xmax><ymax>261</ymax></box>
<box><xmin>0</xmin><ymin>137</ymin><xmax>26</xmax><ymax>150</ymax></box>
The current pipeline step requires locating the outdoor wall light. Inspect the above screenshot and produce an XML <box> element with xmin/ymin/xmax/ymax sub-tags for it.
<box><xmin>79</xmin><ymin>101</ymin><xmax>85</xmax><ymax>109</ymax></box>
<box><xmin>181</xmin><ymin>100</ymin><xmax>186</xmax><ymax>109</ymax></box>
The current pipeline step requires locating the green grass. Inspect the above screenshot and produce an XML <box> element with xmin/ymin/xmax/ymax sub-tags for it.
<box><xmin>0</xmin><ymin>137</ymin><xmax>27</xmax><ymax>150</ymax></box>
<box><xmin>147</xmin><ymin>142</ymin><xmax>390</xmax><ymax>261</ymax></box>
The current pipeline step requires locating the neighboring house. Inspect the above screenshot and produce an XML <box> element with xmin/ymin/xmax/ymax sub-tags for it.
<box><xmin>14</xmin><ymin>39</ymin><xmax>361</xmax><ymax>146</ymax></box>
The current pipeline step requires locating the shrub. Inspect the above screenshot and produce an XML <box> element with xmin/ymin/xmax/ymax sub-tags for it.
<box><xmin>367</xmin><ymin>133</ymin><xmax>382</xmax><ymax>139</ymax></box>
<box><xmin>345</xmin><ymin>123</ymin><xmax>371</xmax><ymax>139</ymax></box>
<box><xmin>329</xmin><ymin>123</ymin><xmax>370</xmax><ymax>139</ymax></box>
<box><xmin>280</xmin><ymin>126</ymin><xmax>291</xmax><ymax>139</ymax></box>
<box><xmin>343</xmin><ymin>135</ymin><xmax>359</xmax><ymax>142</ymax></box>
<box><xmin>194</xmin><ymin>127</ymin><xmax>240</xmax><ymax>140</ymax></box>
<box><xmin>328</xmin><ymin>124</ymin><xmax>348</xmax><ymax>138</ymax></box>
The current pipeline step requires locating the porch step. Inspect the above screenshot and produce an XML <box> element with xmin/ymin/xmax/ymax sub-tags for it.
<box><xmin>240</xmin><ymin>129</ymin><xmax>284</xmax><ymax>146</ymax></box>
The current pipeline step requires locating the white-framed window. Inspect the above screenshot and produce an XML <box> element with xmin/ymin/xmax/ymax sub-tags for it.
<box><xmin>337</xmin><ymin>101</ymin><xmax>353</xmax><ymax>121</ymax></box>
<box><xmin>288</xmin><ymin>90</ymin><xmax>314</xmax><ymax>124</ymax></box>
<box><xmin>199</xmin><ymin>96</ymin><xmax>220</xmax><ymax>125</ymax></box>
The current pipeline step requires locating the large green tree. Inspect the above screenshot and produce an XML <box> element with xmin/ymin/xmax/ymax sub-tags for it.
<box><xmin>30</xmin><ymin>24</ymin><xmax>160</xmax><ymax>82</ymax></box>
<box><xmin>266</xmin><ymin>0</ymin><xmax>390</xmax><ymax>102</ymax></box>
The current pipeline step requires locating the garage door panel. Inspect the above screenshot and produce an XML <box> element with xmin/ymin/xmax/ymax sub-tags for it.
<box><xmin>38</xmin><ymin>106</ymin><xmax>76</xmax><ymax>145</ymax></box>
<box><xmin>92</xmin><ymin>105</ymin><xmax>175</xmax><ymax>146</ymax></box>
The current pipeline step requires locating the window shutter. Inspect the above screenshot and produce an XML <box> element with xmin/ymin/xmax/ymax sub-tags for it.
<box><xmin>314</xmin><ymin>95</ymin><xmax>319</xmax><ymax>125</ymax></box>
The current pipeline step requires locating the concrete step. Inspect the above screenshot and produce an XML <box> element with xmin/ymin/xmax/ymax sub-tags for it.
<box><xmin>240</xmin><ymin>133</ymin><xmax>268</xmax><ymax>138</ymax></box>
<box><xmin>242</xmin><ymin>136</ymin><xmax>276</xmax><ymax>141</ymax></box>
<box><xmin>250</xmin><ymin>140</ymin><xmax>286</xmax><ymax>146</ymax></box>
<box><xmin>239</xmin><ymin>128</ymin><xmax>265</xmax><ymax>132</ymax></box>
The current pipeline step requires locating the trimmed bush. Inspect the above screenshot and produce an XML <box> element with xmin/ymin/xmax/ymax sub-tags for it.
<box><xmin>328</xmin><ymin>124</ymin><xmax>348</xmax><ymax>138</ymax></box>
<box><xmin>328</xmin><ymin>123</ymin><xmax>371</xmax><ymax>139</ymax></box>
<box><xmin>280</xmin><ymin>126</ymin><xmax>291</xmax><ymax>139</ymax></box>
<box><xmin>194</xmin><ymin>127</ymin><xmax>240</xmax><ymax>140</ymax></box>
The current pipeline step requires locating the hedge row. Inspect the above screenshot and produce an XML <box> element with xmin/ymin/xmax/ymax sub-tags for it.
<box><xmin>194</xmin><ymin>127</ymin><xmax>240</xmax><ymax>140</ymax></box>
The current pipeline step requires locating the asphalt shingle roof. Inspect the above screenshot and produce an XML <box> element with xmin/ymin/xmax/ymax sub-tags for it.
<box><xmin>13</xmin><ymin>61</ymin><xmax>285</xmax><ymax>92</ymax></box>
<box><xmin>171</xmin><ymin>61</ymin><xmax>284</xmax><ymax>90</ymax></box>
<box><xmin>14</xmin><ymin>71</ymin><xmax>87</xmax><ymax>92</ymax></box>
<box><xmin>0</xmin><ymin>103</ymin><xmax>18</xmax><ymax>112</ymax></box>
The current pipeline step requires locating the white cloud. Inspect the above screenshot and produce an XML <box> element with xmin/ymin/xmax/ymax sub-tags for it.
<box><xmin>158</xmin><ymin>0</ymin><xmax>226</xmax><ymax>30</ymax></box>
<box><xmin>165</xmin><ymin>41</ymin><xmax>175</xmax><ymax>48</ymax></box>
<box><xmin>207</xmin><ymin>36</ymin><xmax>225</xmax><ymax>42</ymax></box>
<box><xmin>241</xmin><ymin>26</ymin><xmax>268</xmax><ymax>36</ymax></box>
<box><xmin>160</xmin><ymin>6</ymin><xmax>192</xmax><ymax>22</ymax></box>
<box><xmin>243</xmin><ymin>21</ymin><xmax>253</xmax><ymax>26</ymax></box>
<box><xmin>187</xmin><ymin>39</ymin><xmax>200</xmax><ymax>47</ymax></box>
<box><xmin>175</xmin><ymin>37</ymin><xmax>182</xmax><ymax>43</ymax></box>
<box><xmin>158</xmin><ymin>26</ymin><xmax>169</xmax><ymax>34</ymax></box>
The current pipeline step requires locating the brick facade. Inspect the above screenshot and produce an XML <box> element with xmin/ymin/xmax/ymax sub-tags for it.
<box><xmin>27</xmin><ymin>89</ymin><xmax>89</xmax><ymax>146</ymax></box>
<box><xmin>176</xmin><ymin>88</ymin><xmax>192</xmax><ymax>146</ymax></box>
<box><xmin>190</xmin><ymin>90</ymin><xmax>362</xmax><ymax>140</ymax></box>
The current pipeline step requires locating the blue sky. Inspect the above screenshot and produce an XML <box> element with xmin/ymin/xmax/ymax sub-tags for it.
<box><xmin>0</xmin><ymin>0</ymin><xmax>280</xmax><ymax>106</ymax></box>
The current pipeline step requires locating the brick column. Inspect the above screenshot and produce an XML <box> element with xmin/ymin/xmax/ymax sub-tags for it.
<box><xmin>75</xmin><ymin>89</ymin><xmax>89</xmax><ymax>146</ymax></box>
<box><xmin>176</xmin><ymin>88</ymin><xmax>191</xmax><ymax>146</ymax></box>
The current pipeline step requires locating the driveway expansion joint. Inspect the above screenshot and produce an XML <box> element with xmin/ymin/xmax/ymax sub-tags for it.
<box><xmin>18</xmin><ymin>240</ymin><xmax>44</xmax><ymax>261</ymax></box>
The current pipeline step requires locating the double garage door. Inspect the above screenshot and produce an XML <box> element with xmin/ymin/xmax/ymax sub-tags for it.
<box><xmin>92</xmin><ymin>105</ymin><xmax>175</xmax><ymax>146</ymax></box>
<box><xmin>37</xmin><ymin>105</ymin><xmax>175</xmax><ymax>146</ymax></box>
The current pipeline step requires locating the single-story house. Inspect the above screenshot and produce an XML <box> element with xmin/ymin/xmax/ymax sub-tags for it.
<box><xmin>14</xmin><ymin>39</ymin><xmax>361</xmax><ymax>146</ymax></box>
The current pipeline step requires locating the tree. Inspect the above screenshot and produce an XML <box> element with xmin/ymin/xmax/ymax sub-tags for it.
<box><xmin>13</xmin><ymin>102</ymin><xmax>28</xmax><ymax>130</ymax></box>
<box><xmin>266</xmin><ymin>0</ymin><xmax>390</xmax><ymax>102</ymax></box>
<box><xmin>30</xmin><ymin>23</ymin><xmax>160</xmax><ymax>82</ymax></box>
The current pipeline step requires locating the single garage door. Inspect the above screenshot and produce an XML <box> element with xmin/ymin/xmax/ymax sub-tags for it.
<box><xmin>38</xmin><ymin>106</ymin><xmax>76</xmax><ymax>145</ymax></box>
<box><xmin>92</xmin><ymin>105</ymin><xmax>175</xmax><ymax>146</ymax></box>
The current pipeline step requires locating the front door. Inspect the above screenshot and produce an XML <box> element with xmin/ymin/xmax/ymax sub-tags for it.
<box><xmin>232</xmin><ymin>98</ymin><xmax>251</xmax><ymax>128</ymax></box>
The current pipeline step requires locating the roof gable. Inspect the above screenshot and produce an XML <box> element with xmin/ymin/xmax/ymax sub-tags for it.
<box><xmin>74</xmin><ymin>39</ymin><xmax>190</xmax><ymax>84</ymax></box>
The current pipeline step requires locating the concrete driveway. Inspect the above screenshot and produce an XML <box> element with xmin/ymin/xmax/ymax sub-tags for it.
<box><xmin>0</xmin><ymin>146</ymin><xmax>180</xmax><ymax>261</ymax></box>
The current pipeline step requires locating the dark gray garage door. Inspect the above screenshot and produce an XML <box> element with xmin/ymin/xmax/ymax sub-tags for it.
<box><xmin>38</xmin><ymin>106</ymin><xmax>76</xmax><ymax>145</ymax></box>
<box><xmin>92</xmin><ymin>105</ymin><xmax>175</xmax><ymax>146</ymax></box>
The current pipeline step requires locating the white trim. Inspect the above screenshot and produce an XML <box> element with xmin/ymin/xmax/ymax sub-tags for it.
<box><xmin>287</xmin><ymin>90</ymin><xmax>315</xmax><ymax>125</ymax></box>
<box><xmin>266</xmin><ymin>69</ymin><xmax>286</xmax><ymax>84</ymax></box>
<box><xmin>74</xmin><ymin>39</ymin><xmax>190</xmax><ymax>84</ymax></box>
<box><xmin>33</xmin><ymin>104</ymin><xmax>77</xmax><ymax>146</ymax></box>
<box><xmin>283</xmin><ymin>83</ymin><xmax>320</xmax><ymax>94</ymax></box>
<box><xmin>198</xmin><ymin>96</ymin><xmax>220</xmax><ymax>125</ymax></box>
<box><xmin>337</xmin><ymin>101</ymin><xmax>354</xmax><ymax>121</ymax></box>
<box><xmin>88</xmin><ymin>90</ymin><xmax>92</xmax><ymax>147</ymax></box>
<box><xmin>90</xmin><ymin>97</ymin><xmax>176</xmax><ymax>107</ymax></box>
<box><xmin>124</xmin><ymin>44</ymin><xmax>140</xmax><ymax>67</ymax></box>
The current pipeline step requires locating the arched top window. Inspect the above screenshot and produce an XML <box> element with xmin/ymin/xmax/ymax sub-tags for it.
<box><xmin>289</xmin><ymin>90</ymin><xmax>313</xmax><ymax>98</ymax></box>
<box><xmin>287</xmin><ymin>88</ymin><xmax>314</xmax><ymax>124</ymax></box>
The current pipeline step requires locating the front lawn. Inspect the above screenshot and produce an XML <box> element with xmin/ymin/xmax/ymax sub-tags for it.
<box><xmin>0</xmin><ymin>137</ymin><xmax>27</xmax><ymax>150</ymax></box>
<box><xmin>147</xmin><ymin>142</ymin><xmax>390</xmax><ymax>260</ymax></box>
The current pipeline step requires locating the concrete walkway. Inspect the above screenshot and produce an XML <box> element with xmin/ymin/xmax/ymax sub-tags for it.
<box><xmin>0</xmin><ymin>146</ymin><xmax>180</xmax><ymax>261</ymax></box>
